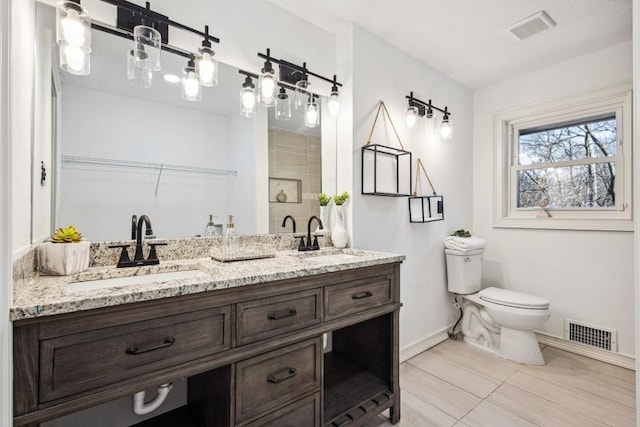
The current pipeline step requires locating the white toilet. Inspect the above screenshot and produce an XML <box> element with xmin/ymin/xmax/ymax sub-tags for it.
<box><xmin>445</xmin><ymin>248</ymin><xmax>550</xmax><ymax>365</ymax></box>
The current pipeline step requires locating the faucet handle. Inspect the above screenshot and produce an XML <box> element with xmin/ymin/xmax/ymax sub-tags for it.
<box><xmin>295</xmin><ymin>236</ymin><xmax>307</xmax><ymax>251</ymax></box>
<box><xmin>109</xmin><ymin>244</ymin><xmax>131</xmax><ymax>267</ymax></box>
<box><xmin>311</xmin><ymin>236</ymin><xmax>320</xmax><ymax>250</ymax></box>
<box><xmin>147</xmin><ymin>242</ymin><xmax>168</xmax><ymax>262</ymax></box>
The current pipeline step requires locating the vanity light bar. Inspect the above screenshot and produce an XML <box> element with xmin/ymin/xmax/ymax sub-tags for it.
<box><xmin>98</xmin><ymin>0</ymin><xmax>220</xmax><ymax>44</ymax></box>
<box><xmin>257</xmin><ymin>51</ymin><xmax>342</xmax><ymax>88</ymax></box>
<box><xmin>237</xmin><ymin>70</ymin><xmax>319</xmax><ymax>98</ymax></box>
<box><xmin>405</xmin><ymin>92</ymin><xmax>450</xmax><ymax>117</ymax></box>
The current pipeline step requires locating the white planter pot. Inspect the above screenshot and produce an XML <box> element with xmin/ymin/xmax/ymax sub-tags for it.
<box><xmin>39</xmin><ymin>241</ymin><xmax>90</xmax><ymax>276</ymax></box>
<box><xmin>316</xmin><ymin>205</ymin><xmax>330</xmax><ymax>235</ymax></box>
<box><xmin>332</xmin><ymin>205</ymin><xmax>348</xmax><ymax>249</ymax></box>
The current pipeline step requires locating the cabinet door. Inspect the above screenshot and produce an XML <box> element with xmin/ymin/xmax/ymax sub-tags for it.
<box><xmin>236</xmin><ymin>289</ymin><xmax>322</xmax><ymax>345</ymax></box>
<box><xmin>39</xmin><ymin>305</ymin><xmax>231</xmax><ymax>403</ymax></box>
<box><xmin>235</xmin><ymin>338</ymin><xmax>321</xmax><ymax>423</ymax></box>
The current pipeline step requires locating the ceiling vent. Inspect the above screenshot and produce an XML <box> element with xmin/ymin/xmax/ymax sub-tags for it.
<box><xmin>508</xmin><ymin>11</ymin><xmax>556</xmax><ymax>40</ymax></box>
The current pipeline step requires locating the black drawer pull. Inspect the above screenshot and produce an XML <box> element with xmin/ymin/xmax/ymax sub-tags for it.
<box><xmin>352</xmin><ymin>291</ymin><xmax>373</xmax><ymax>300</ymax></box>
<box><xmin>267</xmin><ymin>308</ymin><xmax>297</xmax><ymax>320</ymax></box>
<box><xmin>126</xmin><ymin>336</ymin><xmax>175</xmax><ymax>355</ymax></box>
<box><xmin>267</xmin><ymin>367</ymin><xmax>297</xmax><ymax>384</ymax></box>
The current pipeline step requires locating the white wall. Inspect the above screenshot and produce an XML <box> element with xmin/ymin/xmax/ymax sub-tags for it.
<box><xmin>10</xmin><ymin>0</ymin><xmax>34</xmax><ymax>252</ymax></box>
<box><xmin>350</xmin><ymin>25</ymin><xmax>474</xmax><ymax>351</ymax></box>
<box><xmin>0</xmin><ymin>0</ymin><xmax>12</xmax><ymax>424</ymax></box>
<box><xmin>59</xmin><ymin>85</ymin><xmax>244</xmax><ymax>240</ymax></box>
<box><xmin>473</xmin><ymin>41</ymin><xmax>634</xmax><ymax>356</ymax></box>
<box><xmin>632</xmin><ymin>0</ymin><xmax>640</xmax><ymax>409</ymax></box>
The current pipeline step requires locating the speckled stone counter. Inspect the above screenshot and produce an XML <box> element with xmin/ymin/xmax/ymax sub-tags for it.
<box><xmin>11</xmin><ymin>248</ymin><xmax>404</xmax><ymax>321</ymax></box>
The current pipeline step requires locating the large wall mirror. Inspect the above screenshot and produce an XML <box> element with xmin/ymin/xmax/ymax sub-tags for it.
<box><xmin>32</xmin><ymin>1</ymin><xmax>337</xmax><ymax>242</ymax></box>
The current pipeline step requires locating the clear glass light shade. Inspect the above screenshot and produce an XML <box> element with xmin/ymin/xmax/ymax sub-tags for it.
<box><xmin>133</xmin><ymin>25</ymin><xmax>161</xmax><ymax>72</ymax></box>
<box><xmin>181</xmin><ymin>65</ymin><xmax>201</xmax><ymax>102</ymax></box>
<box><xmin>56</xmin><ymin>1</ymin><xmax>91</xmax><ymax>50</ymax></box>
<box><xmin>127</xmin><ymin>49</ymin><xmax>152</xmax><ymax>88</ymax></box>
<box><xmin>405</xmin><ymin>106</ymin><xmax>419</xmax><ymax>129</ymax></box>
<box><xmin>258</xmin><ymin>71</ymin><xmax>277</xmax><ymax>107</ymax></box>
<box><xmin>60</xmin><ymin>42</ymin><xmax>90</xmax><ymax>75</ymax></box>
<box><xmin>304</xmin><ymin>99</ymin><xmax>320</xmax><ymax>128</ymax></box>
<box><xmin>328</xmin><ymin>91</ymin><xmax>340</xmax><ymax>116</ymax></box>
<box><xmin>240</xmin><ymin>87</ymin><xmax>257</xmax><ymax>117</ymax></box>
<box><xmin>440</xmin><ymin>118</ymin><xmax>453</xmax><ymax>140</ymax></box>
<box><xmin>424</xmin><ymin>112</ymin><xmax>437</xmax><ymax>135</ymax></box>
<box><xmin>196</xmin><ymin>46</ymin><xmax>218</xmax><ymax>87</ymax></box>
<box><xmin>294</xmin><ymin>79</ymin><xmax>311</xmax><ymax>110</ymax></box>
<box><xmin>275</xmin><ymin>90</ymin><xmax>291</xmax><ymax>120</ymax></box>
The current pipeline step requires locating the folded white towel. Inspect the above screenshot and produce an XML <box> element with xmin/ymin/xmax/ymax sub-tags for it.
<box><xmin>444</xmin><ymin>236</ymin><xmax>486</xmax><ymax>252</ymax></box>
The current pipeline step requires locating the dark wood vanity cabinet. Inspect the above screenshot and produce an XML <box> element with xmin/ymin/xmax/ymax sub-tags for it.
<box><xmin>13</xmin><ymin>263</ymin><xmax>401</xmax><ymax>427</ymax></box>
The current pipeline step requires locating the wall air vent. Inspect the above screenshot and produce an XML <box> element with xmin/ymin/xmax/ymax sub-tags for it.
<box><xmin>565</xmin><ymin>319</ymin><xmax>617</xmax><ymax>352</ymax></box>
<box><xmin>508</xmin><ymin>11</ymin><xmax>556</xmax><ymax>40</ymax></box>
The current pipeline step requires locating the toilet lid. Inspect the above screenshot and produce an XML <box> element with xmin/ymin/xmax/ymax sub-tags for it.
<box><xmin>479</xmin><ymin>287</ymin><xmax>549</xmax><ymax>309</ymax></box>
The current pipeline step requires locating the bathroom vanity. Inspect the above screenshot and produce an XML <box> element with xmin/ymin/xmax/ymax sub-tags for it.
<box><xmin>12</xmin><ymin>246</ymin><xmax>403</xmax><ymax>426</ymax></box>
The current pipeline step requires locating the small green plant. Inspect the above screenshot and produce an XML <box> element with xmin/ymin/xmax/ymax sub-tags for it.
<box><xmin>450</xmin><ymin>229</ymin><xmax>471</xmax><ymax>238</ymax></box>
<box><xmin>50</xmin><ymin>225</ymin><xmax>83</xmax><ymax>243</ymax></box>
<box><xmin>333</xmin><ymin>191</ymin><xmax>350</xmax><ymax>206</ymax></box>
<box><xmin>318</xmin><ymin>193</ymin><xmax>331</xmax><ymax>206</ymax></box>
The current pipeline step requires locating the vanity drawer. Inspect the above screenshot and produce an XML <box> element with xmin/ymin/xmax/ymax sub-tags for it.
<box><xmin>324</xmin><ymin>275</ymin><xmax>393</xmax><ymax>320</ymax></box>
<box><xmin>236</xmin><ymin>289</ymin><xmax>322</xmax><ymax>345</ymax></box>
<box><xmin>39</xmin><ymin>305</ymin><xmax>231</xmax><ymax>403</ymax></box>
<box><xmin>235</xmin><ymin>338</ymin><xmax>321</xmax><ymax>422</ymax></box>
<box><xmin>243</xmin><ymin>392</ymin><xmax>320</xmax><ymax>427</ymax></box>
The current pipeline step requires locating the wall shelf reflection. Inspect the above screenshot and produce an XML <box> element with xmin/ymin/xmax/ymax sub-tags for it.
<box><xmin>61</xmin><ymin>155</ymin><xmax>237</xmax><ymax>196</ymax></box>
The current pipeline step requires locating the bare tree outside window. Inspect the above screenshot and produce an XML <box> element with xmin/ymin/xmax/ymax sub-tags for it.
<box><xmin>516</xmin><ymin>116</ymin><xmax>617</xmax><ymax>209</ymax></box>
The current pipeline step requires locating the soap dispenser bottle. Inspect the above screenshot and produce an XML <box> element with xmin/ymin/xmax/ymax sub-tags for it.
<box><xmin>224</xmin><ymin>215</ymin><xmax>238</xmax><ymax>254</ymax></box>
<box><xmin>203</xmin><ymin>214</ymin><xmax>220</xmax><ymax>237</ymax></box>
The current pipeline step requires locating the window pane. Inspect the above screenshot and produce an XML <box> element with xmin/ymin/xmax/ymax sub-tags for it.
<box><xmin>518</xmin><ymin>117</ymin><xmax>616</xmax><ymax>166</ymax></box>
<box><xmin>517</xmin><ymin>163</ymin><xmax>615</xmax><ymax>208</ymax></box>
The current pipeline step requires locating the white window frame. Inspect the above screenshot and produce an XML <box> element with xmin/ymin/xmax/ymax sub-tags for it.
<box><xmin>494</xmin><ymin>81</ymin><xmax>633</xmax><ymax>231</ymax></box>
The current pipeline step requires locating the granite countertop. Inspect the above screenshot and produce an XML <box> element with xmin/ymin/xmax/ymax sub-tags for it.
<box><xmin>11</xmin><ymin>249</ymin><xmax>405</xmax><ymax>321</ymax></box>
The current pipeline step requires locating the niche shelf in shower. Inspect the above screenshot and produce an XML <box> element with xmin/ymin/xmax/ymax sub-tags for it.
<box><xmin>61</xmin><ymin>155</ymin><xmax>237</xmax><ymax>196</ymax></box>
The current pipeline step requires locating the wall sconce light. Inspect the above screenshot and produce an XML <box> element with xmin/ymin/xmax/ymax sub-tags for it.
<box><xmin>275</xmin><ymin>87</ymin><xmax>292</xmax><ymax>120</ymax></box>
<box><xmin>404</xmin><ymin>92</ymin><xmax>453</xmax><ymax>140</ymax></box>
<box><xmin>439</xmin><ymin>107</ymin><xmax>453</xmax><ymax>140</ymax></box>
<box><xmin>328</xmin><ymin>75</ymin><xmax>340</xmax><ymax>116</ymax></box>
<box><xmin>294</xmin><ymin>65</ymin><xmax>311</xmax><ymax>110</ymax></box>
<box><xmin>56</xmin><ymin>0</ymin><xmax>91</xmax><ymax>76</ymax></box>
<box><xmin>258</xmin><ymin>48</ymin><xmax>277</xmax><ymax>107</ymax></box>
<box><xmin>132</xmin><ymin>22</ymin><xmax>161</xmax><ymax>73</ymax></box>
<box><xmin>304</xmin><ymin>94</ymin><xmax>320</xmax><ymax>128</ymax></box>
<box><xmin>127</xmin><ymin>47</ymin><xmax>153</xmax><ymax>88</ymax></box>
<box><xmin>196</xmin><ymin>25</ymin><xmax>218</xmax><ymax>87</ymax></box>
<box><xmin>181</xmin><ymin>57</ymin><xmax>201</xmax><ymax>102</ymax></box>
<box><xmin>239</xmin><ymin>73</ymin><xmax>257</xmax><ymax>117</ymax></box>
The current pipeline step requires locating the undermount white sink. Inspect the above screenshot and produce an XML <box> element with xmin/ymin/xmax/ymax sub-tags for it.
<box><xmin>67</xmin><ymin>270</ymin><xmax>209</xmax><ymax>292</ymax></box>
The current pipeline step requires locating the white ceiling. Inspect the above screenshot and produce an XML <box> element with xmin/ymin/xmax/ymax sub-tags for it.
<box><xmin>269</xmin><ymin>0</ymin><xmax>632</xmax><ymax>89</ymax></box>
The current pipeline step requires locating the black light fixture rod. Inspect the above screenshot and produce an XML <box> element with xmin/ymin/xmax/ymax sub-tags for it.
<box><xmin>91</xmin><ymin>22</ymin><xmax>192</xmax><ymax>59</ymax></box>
<box><xmin>276</xmin><ymin>81</ymin><xmax>318</xmax><ymax>98</ymax></box>
<box><xmin>98</xmin><ymin>0</ymin><xmax>220</xmax><ymax>43</ymax></box>
<box><xmin>257</xmin><ymin>51</ymin><xmax>342</xmax><ymax>87</ymax></box>
<box><xmin>238</xmin><ymin>69</ymin><xmax>259</xmax><ymax>79</ymax></box>
<box><xmin>405</xmin><ymin>94</ymin><xmax>451</xmax><ymax>116</ymax></box>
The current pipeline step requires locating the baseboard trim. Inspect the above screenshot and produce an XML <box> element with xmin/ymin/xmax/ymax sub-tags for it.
<box><xmin>536</xmin><ymin>331</ymin><xmax>635</xmax><ymax>370</ymax></box>
<box><xmin>400</xmin><ymin>325</ymin><xmax>451</xmax><ymax>363</ymax></box>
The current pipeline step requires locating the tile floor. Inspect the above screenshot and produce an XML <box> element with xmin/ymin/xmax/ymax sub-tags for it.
<box><xmin>371</xmin><ymin>339</ymin><xmax>636</xmax><ymax>426</ymax></box>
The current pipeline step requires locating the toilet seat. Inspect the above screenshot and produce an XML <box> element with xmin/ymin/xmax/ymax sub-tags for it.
<box><xmin>479</xmin><ymin>287</ymin><xmax>549</xmax><ymax>310</ymax></box>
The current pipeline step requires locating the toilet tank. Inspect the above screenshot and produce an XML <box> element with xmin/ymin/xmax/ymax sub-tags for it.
<box><xmin>445</xmin><ymin>249</ymin><xmax>484</xmax><ymax>294</ymax></box>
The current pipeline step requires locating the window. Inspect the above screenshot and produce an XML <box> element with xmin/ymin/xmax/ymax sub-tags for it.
<box><xmin>494</xmin><ymin>83</ymin><xmax>632</xmax><ymax>231</ymax></box>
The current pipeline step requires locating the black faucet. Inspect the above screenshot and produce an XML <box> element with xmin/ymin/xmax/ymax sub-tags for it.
<box><xmin>298</xmin><ymin>216</ymin><xmax>323</xmax><ymax>251</ymax></box>
<box><xmin>282</xmin><ymin>215</ymin><xmax>296</xmax><ymax>233</ymax></box>
<box><xmin>131</xmin><ymin>214</ymin><xmax>137</xmax><ymax>240</ymax></box>
<box><xmin>110</xmin><ymin>215</ymin><xmax>167</xmax><ymax>268</ymax></box>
